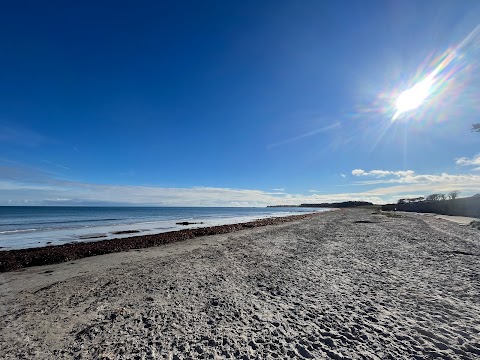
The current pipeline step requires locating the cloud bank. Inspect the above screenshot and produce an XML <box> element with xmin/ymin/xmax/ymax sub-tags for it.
<box><xmin>0</xmin><ymin>164</ymin><xmax>386</xmax><ymax>206</ymax></box>
<box><xmin>1</xmin><ymin>163</ymin><xmax>480</xmax><ymax>206</ymax></box>
<box><xmin>351</xmin><ymin>168</ymin><xmax>480</xmax><ymax>196</ymax></box>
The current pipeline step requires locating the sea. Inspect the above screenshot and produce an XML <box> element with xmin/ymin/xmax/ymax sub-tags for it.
<box><xmin>0</xmin><ymin>206</ymin><xmax>328</xmax><ymax>250</ymax></box>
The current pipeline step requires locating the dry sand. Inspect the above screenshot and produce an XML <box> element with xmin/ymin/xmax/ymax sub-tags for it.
<box><xmin>0</xmin><ymin>209</ymin><xmax>479</xmax><ymax>359</ymax></box>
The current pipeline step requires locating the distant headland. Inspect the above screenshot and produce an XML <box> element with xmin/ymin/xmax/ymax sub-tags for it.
<box><xmin>268</xmin><ymin>201</ymin><xmax>374</xmax><ymax>208</ymax></box>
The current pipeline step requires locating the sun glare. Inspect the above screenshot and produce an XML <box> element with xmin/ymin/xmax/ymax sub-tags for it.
<box><xmin>393</xmin><ymin>76</ymin><xmax>434</xmax><ymax>120</ymax></box>
<box><xmin>388</xmin><ymin>24</ymin><xmax>480</xmax><ymax>122</ymax></box>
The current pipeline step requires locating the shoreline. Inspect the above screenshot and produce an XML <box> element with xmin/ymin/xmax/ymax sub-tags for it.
<box><xmin>0</xmin><ymin>211</ymin><xmax>326</xmax><ymax>273</ymax></box>
<box><xmin>0</xmin><ymin>207</ymin><xmax>325</xmax><ymax>250</ymax></box>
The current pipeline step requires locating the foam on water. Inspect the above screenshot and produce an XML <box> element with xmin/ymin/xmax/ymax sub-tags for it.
<box><xmin>0</xmin><ymin>207</ymin><xmax>328</xmax><ymax>250</ymax></box>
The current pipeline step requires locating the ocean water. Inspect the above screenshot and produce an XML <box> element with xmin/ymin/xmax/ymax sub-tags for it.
<box><xmin>0</xmin><ymin>206</ymin><xmax>327</xmax><ymax>250</ymax></box>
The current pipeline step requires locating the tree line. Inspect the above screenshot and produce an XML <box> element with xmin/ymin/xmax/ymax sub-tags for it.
<box><xmin>397</xmin><ymin>191</ymin><xmax>460</xmax><ymax>205</ymax></box>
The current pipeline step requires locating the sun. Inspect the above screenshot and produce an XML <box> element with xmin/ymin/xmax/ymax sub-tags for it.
<box><xmin>393</xmin><ymin>76</ymin><xmax>434</xmax><ymax>120</ymax></box>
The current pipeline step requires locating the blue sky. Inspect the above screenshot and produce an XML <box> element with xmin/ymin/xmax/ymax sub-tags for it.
<box><xmin>1</xmin><ymin>0</ymin><xmax>480</xmax><ymax>206</ymax></box>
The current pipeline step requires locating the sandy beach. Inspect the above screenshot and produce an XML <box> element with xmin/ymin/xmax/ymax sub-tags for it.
<box><xmin>1</xmin><ymin>208</ymin><xmax>479</xmax><ymax>359</ymax></box>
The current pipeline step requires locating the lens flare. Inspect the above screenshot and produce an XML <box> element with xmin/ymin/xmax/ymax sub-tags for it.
<box><xmin>390</xmin><ymin>25</ymin><xmax>480</xmax><ymax>122</ymax></box>
<box><xmin>359</xmin><ymin>24</ymin><xmax>480</xmax><ymax>125</ymax></box>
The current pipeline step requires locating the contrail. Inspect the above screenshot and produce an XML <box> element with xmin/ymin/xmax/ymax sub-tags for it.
<box><xmin>42</xmin><ymin>160</ymin><xmax>70</xmax><ymax>170</ymax></box>
<box><xmin>267</xmin><ymin>122</ymin><xmax>340</xmax><ymax>149</ymax></box>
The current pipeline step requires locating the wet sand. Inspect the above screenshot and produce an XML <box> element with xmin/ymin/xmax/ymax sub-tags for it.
<box><xmin>1</xmin><ymin>209</ymin><xmax>479</xmax><ymax>359</ymax></box>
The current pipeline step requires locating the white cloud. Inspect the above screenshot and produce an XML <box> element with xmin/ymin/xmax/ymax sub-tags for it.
<box><xmin>1</xmin><ymin>163</ymin><xmax>480</xmax><ymax>207</ymax></box>
<box><xmin>367</xmin><ymin>170</ymin><xmax>392</xmax><ymax>177</ymax></box>
<box><xmin>456</xmin><ymin>154</ymin><xmax>480</xmax><ymax>167</ymax></box>
<box><xmin>352</xmin><ymin>169</ymin><xmax>415</xmax><ymax>178</ymax></box>
<box><xmin>351</xmin><ymin>169</ymin><xmax>365</xmax><ymax>176</ymax></box>
<box><xmin>393</xmin><ymin>170</ymin><xmax>416</xmax><ymax>177</ymax></box>
<box><xmin>340</xmin><ymin>173</ymin><xmax>346</xmax><ymax>178</ymax></box>
<box><xmin>0</xmin><ymin>180</ymin><xmax>388</xmax><ymax>206</ymax></box>
<box><xmin>349</xmin><ymin>167</ymin><xmax>480</xmax><ymax>197</ymax></box>
<box><xmin>354</xmin><ymin>171</ymin><xmax>480</xmax><ymax>186</ymax></box>
<box><xmin>0</xmin><ymin>164</ymin><xmax>387</xmax><ymax>206</ymax></box>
